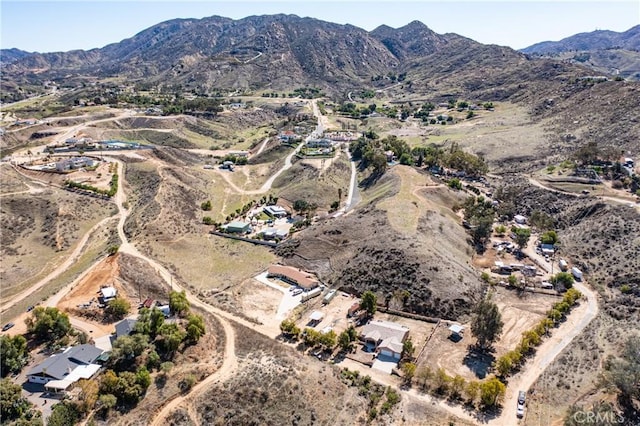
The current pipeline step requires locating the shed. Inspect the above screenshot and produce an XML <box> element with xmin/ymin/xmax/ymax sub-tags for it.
<box><xmin>226</xmin><ymin>221</ymin><xmax>251</xmax><ymax>234</ymax></box>
<box><xmin>100</xmin><ymin>286</ymin><xmax>117</xmax><ymax>301</ymax></box>
<box><xmin>514</xmin><ymin>215</ymin><xmax>527</xmax><ymax>224</ymax></box>
<box><xmin>449</xmin><ymin>324</ymin><xmax>464</xmax><ymax>336</ymax></box>
<box><xmin>309</xmin><ymin>311</ymin><xmax>325</xmax><ymax>322</ymax></box>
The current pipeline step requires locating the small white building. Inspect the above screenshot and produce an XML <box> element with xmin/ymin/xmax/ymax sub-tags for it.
<box><xmin>264</xmin><ymin>205</ymin><xmax>288</xmax><ymax>218</ymax></box>
<box><xmin>514</xmin><ymin>215</ymin><xmax>527</xmax><ymax>225</ymax></box>
<box><xmin>100</xmin><ymin>286</ymin><xmax>117</xmax><ymax>302</ymax></box>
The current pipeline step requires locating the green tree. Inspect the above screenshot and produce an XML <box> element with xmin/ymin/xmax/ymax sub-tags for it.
<box><xmin>110</xmin><ymin>334</ymin><xmax>151</xmax><ymax>366</ymax></box>
<box><xmin>157</xmin><ymin>323</ymin><xmax>186</xmax><ymax>355</ymax></box>
<box><xmin>399</xmin><ymin>152</ymin><xmax>413</xmax><ymax>166</ymax></box>
<box><xmin>448</xmin><ymin>178</ymin><xmax>462</xmax><ymax>190</ymax></box>
<box><xmin>319</xmin><ymin>330</ymin><xmax>337</xmax><ymax>350</ymax></box>
<box><xmin>451</xmin><ymin>375</ymin><xmax>466</xmax><ymax>399</ymax></box>
<box><xmin>105</xmin><ymin>297</ymin><xmax>131</xmax><ymax>320</ymax></box>
<box><xmin>0</xmin><ymin>334</ymin><xmax>28</xmax><ymax>377</ymax></box>
<box><xmin>75</xmin><ymin>378</ymin><xmax>99</xmax><ymax>414</ymax></box>
<box><xmin>279</xmin><ymin>319</ymin><xmax>301</xmax><ymax>338</ymax></box>
<box><xmin>338</xmin><ymin>330</ymin><xmax>354</xmax><ymax>352</ymax></box>
<box><xmin>1</xmin><ymin>378</ymin><xmax>36</xmax><ymax>421</ymax></box>
<box><xmin>169</xmin><ymin>290</ymin><xmax>190</xmax><ymax>317</ymax></box>
<box><xmin>470</xmin><ymin>292</ymin><xmax>504</xmax><ymax>351</ymax></box>
<box><xmin>185</xmin><ymin>314</ymin><xmax>206</xmax><ymax>344</ymax></box>
<box><xmin>48</xmin><ymin>401</ymin><xmax>80</xmax><ymax>426</ymax></box>
<box><xmin>401</xmin><ymin>362</ymin><xmax>417</xmax><ymax>384</ymax></box>
<box><xmin>134</xmin><ymin>307</ymin><xmax>166</xmax><ymax>338</ymax></box>
<box><xmin>513</xmin><ymin>227</ymin><xmax>531</xmax><ymax>250</ymax></box>
<box><xmin>26</xmin><ymin>307</ymin><xmax>71</xmax><ymax>342</ymax></box>
<box><xmin>97</xmin><ymin>393</ymin><xmax>117</xmax><ymax>414</ymax></box>
<box><xmin>360</xmin><ymin>291</ymin><xmax>378</xmax><ymax>317</ymax></box>
<box><xmin>201</xmin><ymin>200</ymin><xmax>212</xmax><ymax>211</ymax></box>
<box><xmin>202</xmin><ymin>216</ymin><xmax>214</xmax><ymax>225</ymax></box>
<box><xmin>402</xmin><ymin>337</ymin><xmax>415</xmax><ymax>361</ymax></box>
<box><xmin>465</xmin><ymin>380</ymin><xmax>481</xmax><ymax>404</ymax></box>
<box><xmin>434</xmin><ymin>367</ymin><xmax>452</xmax><ymax>395</ymax></box>
<box><xmin>494</xmin><ymin>224</ymin><xmax>507</xmax><ymax>235</ymax></box>
<box><xmin>551</xmin><ymin>272</ymin><xmax>575</xmax><ymax>289</ymax></box>
<box><xmin>495</xmin><ymin>354</ymin><xmax>513</xmax><ymax>377</ymax></box>
<box><xmin>302</xmin><ymin>328</ymin><xmax>321</xmax><ymax>347</ymax></box>
<box><xmin>480</xmin><ymin>377</ymin><xmax>506</xmax><ymax>408</ymax></box>
<box><xmin>135</xmin><ymin>366</ymin><xmax>152</xmax><ymax>390</ymax></box>
<box><xmin>540</xmin><ymin>230</ymin><xmax>559</xmax><ymax>245</ymax></box>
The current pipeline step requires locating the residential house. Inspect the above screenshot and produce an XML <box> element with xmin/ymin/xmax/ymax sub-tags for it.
<box><xmin>267</xmin><ymin>265</ymin><xmax>320</xmax><ymax>289</ymax></box>
<box><xmin>360</xmin><ymin>320</ymin><xmax>409</xmax><ymax>360</ymax></box>
<box><xmin>26</xmin><ymin>344</ymin><xmax>103</xmax><ymax>391</ymax></box>
<box><xmin>264</xmin><ymin>205</ymin><xmax>288</xmax><ymax>218</ymax></box>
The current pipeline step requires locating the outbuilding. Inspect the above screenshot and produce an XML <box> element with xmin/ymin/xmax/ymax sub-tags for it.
<box><xmin>226</xmin><ymin>221</ymin><xmax>251</xmax><ymax>234</ymax></box>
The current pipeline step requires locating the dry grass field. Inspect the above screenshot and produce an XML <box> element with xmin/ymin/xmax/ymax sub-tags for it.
<box><xmin>0</xmin><ymin>177</ymin><xmax>117</xmax><ymax>300</ymax></box>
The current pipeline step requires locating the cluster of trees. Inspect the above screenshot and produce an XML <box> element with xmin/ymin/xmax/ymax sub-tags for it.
<box><xmin>335</xmin><ymin>102</ymin><xmax>377</xmax><ymax>118</ymax></box>
<box><xmin>88</xmin><ymin>291</ymin><xmax>205</xmax><ymax>415</ymax></box>
<box><xmin>0</xmin><ymin>378</ymin><xmax>42</xmax><ymax>425</ymax></box>
<box><xmin>350</xmin><ymin>134</ymin><xmax>412</xmax><ymax>175</ymax></box>
<box><xmin>280</xmin><ymin>291</ymin><xmax>377</xmax><ymax>351</ymax></box>
<box><xmin>494</xmin><ymin>288</ymin><xmax>582</xmax><ymax>378</ymax></box>
<box><xmin>461</xmin><ymin>196</ymin><xmax>496</xmax><ymax>251</ymax></box>
<box><xmin>412</xmin><ymin>366</ymin><xmax>506</xmax><ymax>409</ymax></box>
<box><xmin>92</xmin><ymin>91</ymin><xmax>225</xmax><ymax>117</ymax></box>
<box><xmin>221</xmin><ymin>154</ymin><xmax>248</xmax><ymax>165</ymax></box>
<box><xmin>0</xmin><ymin>335</ymin><xmax>28</xmax><ymax>378</ymax></box>
<box><xmin>25</xmin><ymin>307</ymin><xmax>72</xmax><ymax>343</ymax></box>
<box><xmin>65</xmin><ymin>172</ymin><xmax>118</xmax><ymax>198</ymax></box>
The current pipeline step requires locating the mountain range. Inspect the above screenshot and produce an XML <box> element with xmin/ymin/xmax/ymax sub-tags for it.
<box><xmin>2</xmin><ymin>14</ymin><xmax>640</xmax><ymax>159</ymax></box>
<box><xmin>0</xmin><ymin>14</ymin><xmax>581</xmax><ymax>97</ymax></box>
<box><xmin>521</xmin><ymin>25</ymin><xmax>640</xmax><ymax>80</ymax></box>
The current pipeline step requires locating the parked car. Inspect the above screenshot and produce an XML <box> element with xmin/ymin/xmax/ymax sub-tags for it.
<box><xmin>2</xmin><ymin>323</ymin><xmax>15</xmax><ymax>332</ymax></box>
<box><xmin>292</xmin><ymin>289</ymin><xmax>303</xmax><ymax>296</ymax></box>
<box><xmin>516</xmin><ymin>390</ymin><xmax>526</xmax><ymax>418</ymax></box>
<box><xmin>26</xmin><ymin>305</ymin><xmax>35</xmax><ymax>312</ymax></box>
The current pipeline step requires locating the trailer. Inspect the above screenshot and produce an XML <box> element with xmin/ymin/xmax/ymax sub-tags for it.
<box><xmin>301</xmin><ymin>287</ymin><xmax>322</xmax><ymax>302</ymax></box>
<box><xmin>559</xmin><ymin>259</ymin><xmax>568</xmax><ymax>271</ymax></box>
<box><xmin>322</xmin><ymin>289</ymin><xmax>337</xmax><ymax>305</ymax></box>
<box><xmin>571</xmin><ymin>267</ymin><xmax>583</xmax><ymax>281</ymax></box>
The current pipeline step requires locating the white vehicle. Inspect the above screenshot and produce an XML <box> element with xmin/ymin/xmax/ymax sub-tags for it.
<box><xmin>541</xmin><ymin>281</ymin><xmax>554</xmax><ymax>289</ymax></box>
<box><xmin>571</xmin><ymin>266</ymin><xmax>583</xmax><ymax>281</ymax></box>
<box><xmin>516</xmin><ymin>390</ymin><xmax>526</xmax><ymax>418</ymax></box>
<box><xmin>559</xmin><ymin>259</ymin><xmax>568</xmax><ymax>271</ymax></box>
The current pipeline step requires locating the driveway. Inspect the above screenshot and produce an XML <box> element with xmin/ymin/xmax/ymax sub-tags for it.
<box><xmin>372</xmin><ymin>354</ymin><xmax>398</xmax><ymax>374</ymax></box>
<box><xmin>253</xmin><ymin>272</ymin><xmax>302</xmax><ymax>319</ymax></box>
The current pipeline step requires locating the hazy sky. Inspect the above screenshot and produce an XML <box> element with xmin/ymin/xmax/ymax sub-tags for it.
<box><xmin>1</xmin><ymin>1</ymin><xmax>638</xmax><ymax>52</ymax></box>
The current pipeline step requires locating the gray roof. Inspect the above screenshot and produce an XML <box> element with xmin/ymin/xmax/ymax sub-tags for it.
<box><xmin>360</xmin><ymin>320</ymin><xmax>409</xmax><ymax>344</ymax></box>
<box><xmin>65</xmin><ymin>344</ymin><xmax>103</xmax><ymax>364</ymax></box>
<box><xmin>27</xmin><ymin>344</ymin><xmax>103</xmax><ymax>380</ymax></box>
<box><xmin>115</xmin><ymin>318</ymin><xmax>138</xmax><ymax>338</ymax></box>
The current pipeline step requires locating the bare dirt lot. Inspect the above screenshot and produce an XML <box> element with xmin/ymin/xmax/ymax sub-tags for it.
<box><xmin>419</xmin><ymin>286</ymin><xmax>554</xmax><ymax>381</ymax></box>
<box><xmin>56</xmin><ymin>255</ymin><xmax>128</xmax><ymax>334</ymax></box>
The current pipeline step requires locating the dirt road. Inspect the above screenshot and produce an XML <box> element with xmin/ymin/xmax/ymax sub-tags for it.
<box><xmin>0</xmin><ymin>214</ymin><xmax>115</xmax><ymax>313</ymax></box>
